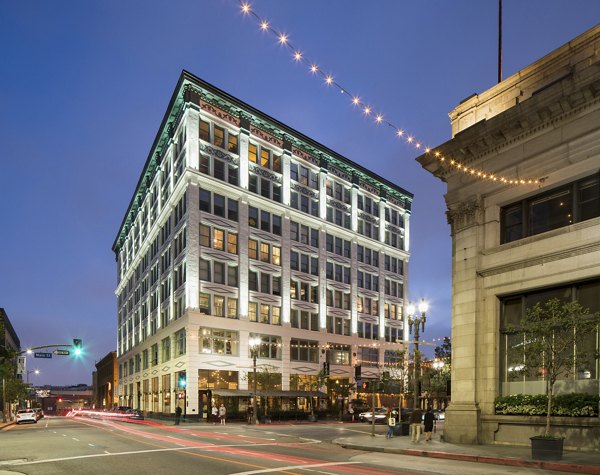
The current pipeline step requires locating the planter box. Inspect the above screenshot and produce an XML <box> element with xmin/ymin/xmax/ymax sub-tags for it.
<box><xmin>531</xmin><ymin>437</ymin><xmax>564</xmax><ymax>461</ymax></box>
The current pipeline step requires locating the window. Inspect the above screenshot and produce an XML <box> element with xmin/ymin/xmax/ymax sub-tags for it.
<box><xmin>357</xmin><ymin>245</ymin><xmax>379</xmax><ymax>267</ymax></box>
<box><xmin>384</xmin><ymin>255</ymin><xmax>404</xmax><ymax>275</ymax></box>
<box><xmin>290</xmin><ymin>221</ymin><xmax>320</xmax><ymax>248</ymax></box>
<box><xmin>290</xmin><ymin>338</ymin><xmax>318</xmax><ymax>362</ymax></box>
<box><xmin>290</xmin><ymin>309</ymin><xmax>319</xmax><ymax>331</ymax></box>
<box><xmin>250</xmin><ymin>334</ymin><xmax>282</xmax><ymax>359</ymax></box>
<box><xmin>290</xmin><ymin>190</ymin><xmax>319</xmax><ymax>217</ymax></box>
<box><xmin>248</xmin><ymin>173</ymin><xmax>282</xmax><ymax>202</ymax></box>
<box><xmin>384</xmin><ymin>326</ymin><xmax>401</xmax><ymax>343</ymax></box>
<box><xmin>161</xmin><ymin>337</ymin><xmax>171</xmax><ymax>362</ymax></box>
<box><xmin>357</xmin><ymin>295</ymin><xmax>379</xmax><ymax>316</ymax></box>
<box><xmin>199</xmin><ymin>225</ymin><xmax>237</xmax><ymax>255</ymax></box>
<box><xmin>358</xmin><ymin>346</ymin><xmax>379</xmax><ymax>366</ymax></box>
<box><xmin>326</xmin><ymin>316</ymin><xmax>351</xmax><ymax>336</ymax></box>
<box><xmin>199</xmin><ymin>328</ymin><xmax>239</xmax><ymax>355</ymax></box>
<box><xmin>326</xmin><ymin>289</ymin><xmax>351</xmax><ymax>310</ymax></box>
<box><xmin>501</xmin><ymin>174</ymin><xmax>599</xmax><ymax>244</ymax></box>
<box><xmin>326</xmin><ymin>204</ymin><xmax>351</xmax><ymax>229</ymax></box>
<box><xmin>248</xmin><ymin>143</ymin><xmax>281</xmax><ymax>173</ymax></box>
<box><xmin>325</xmin><ymin>234</ymin><xmax>351</xmax><ymax>258</ymax></box>
<box><xmin>175</xmin><ymin>329</ymin><xmax>186</xmax><ymax>356</ymax></box>
<box><xmin>384</xmin><ymin>279</ymin><xmax>403</xmax><ymax>298</ymax></box>
<box><xmin>151</xmin><ymin>343</ymin><xmax>159</xmax><ymax>366</ymax></box>
<box><xmin>327</xmin><ymin>344</ymin><xmax>351</xmax><ymax>365</ymax></box>
<box><xmin>290</xmin><ymin>280</ymin><xmax>319</xmax><ymax>303</ymax></box>
<box><xmin>248</xmin><ymin>207</ymin><xmax>282</xmax><ymax>235</ymax></box>
<box><xmin>248</xmin><ymin>239</ymin><xmax>281</xmax><ymax>266</ymax></box>
<box><xmin>357</xmin><ymin>321</ymin><xmax>379</xmax><ymax>340</ymax></box>
<box><xmin>291</xmin><ymin>251</ymin><xmax>318</xmax><ymax>275</ymax></box>
<box><xmin>199</xmin><ymin>190</ymin><xmax>239</xmax><ymax>221</ymax></box>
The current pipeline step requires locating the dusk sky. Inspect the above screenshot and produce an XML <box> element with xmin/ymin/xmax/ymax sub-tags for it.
<box><xmin>1</xmin><ymin>1</ymin><xmax>598</xmax><ymax>386</ymax></box>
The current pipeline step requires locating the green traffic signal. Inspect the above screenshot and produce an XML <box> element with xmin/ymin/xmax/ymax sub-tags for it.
<box><xmin>73</xmin><ymin>338</ymin><xmax>82</xmax><ymax>356</ymax></box>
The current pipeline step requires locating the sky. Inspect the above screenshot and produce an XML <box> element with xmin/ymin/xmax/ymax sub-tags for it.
<box><xmin>1</xmin><ymin>0</ymin><xmax>598</xmax><ymax>386</ymax></box>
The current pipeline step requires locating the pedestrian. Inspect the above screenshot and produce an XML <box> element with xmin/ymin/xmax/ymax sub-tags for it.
<box><xmin>247</xmin><ymin>404</ymin><xmax>254</xmax><ymax>424</ymax></box>
<box><xmin>409</xmin><ymin>407</ymin><xmax>423</xmax><ymax>443</ymax></box>
<box><xmin>211</xmin><ymin>403</ymin><xmax>218</xmax><ymax>425</ymax></box>
<box><xmin>175</xmin><ymin>405</ymin><xmax>182</xmax><ymax>425</ymax></box>
<box><xmin>219</xmin><ymin>403</ymin><xmax>226</xmax><ymax>425</ymax></box>
<box><xmin>386</xmin><ymin>409</ymin><xmax>396</xmax><ymax>439</ymax></box>
<box><xmin>348</xmin><ymin>405</ymin><xmax>354</xmax><ymax>422</ymax></box>
<box><xmin>424</xmin><ymin>407</ymin><xmax>435</xmax><ymax>442</ymax></box>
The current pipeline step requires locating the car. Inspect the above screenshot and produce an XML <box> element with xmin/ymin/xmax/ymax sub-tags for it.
<box><xmin>33</xmin><ymin>408</ymin><xmax>44</xmax><ymax>420</ymax></box>
<box><xmin>359</xmin><ymin>407</ymin><xmax>388</xmax><ymax>423</ymax></box>
<box><xmin>435</xmin><ymin>410</ymin><xmax>445</xmax><ymax>420</ymax></box>
<box><xmin>16</xmin><ymin>409</ymin><xmax>37</xmax><ymax>424</ymax></box>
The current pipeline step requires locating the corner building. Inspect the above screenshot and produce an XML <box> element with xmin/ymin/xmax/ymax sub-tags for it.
<box><xmin>417</xmin><ymin>26</ymin><xmax>600</xmax><ymax>450</ymax></box>
<box><xmin>113</xmin><ymin>71</ymin><xmax>412</xmax><ymax>420</ymax></box>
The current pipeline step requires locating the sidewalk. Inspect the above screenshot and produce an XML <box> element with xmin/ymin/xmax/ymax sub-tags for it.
<box><xmin>333</xmin><ymin>432</ymin><xmax>600</xmax><ymax>474</ymax></box>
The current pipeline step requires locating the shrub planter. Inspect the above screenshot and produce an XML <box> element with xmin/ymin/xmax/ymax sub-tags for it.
<box><xmin>307</xmin><ymin>414</ymin><xmax>318</xmax><ymax>422</ymax></box>
<box><xmin>530</xmin><ymin>436</ymin><xmax>564</xmax><ymax>460</ymax></box>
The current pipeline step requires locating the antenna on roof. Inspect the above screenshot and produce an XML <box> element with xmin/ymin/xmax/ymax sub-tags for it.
<box><xmin>498</xmin><ymin>0</ymin><xmax>503</xmax><ymax>83</ymax></box>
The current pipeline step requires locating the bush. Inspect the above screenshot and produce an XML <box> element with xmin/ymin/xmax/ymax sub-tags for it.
<box><xmin>495</xmin><ymin>393</ymin><xmax>599</xmax><ymax>417</ymax></box>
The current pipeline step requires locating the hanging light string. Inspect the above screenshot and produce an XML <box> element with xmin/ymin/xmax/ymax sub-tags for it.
<box><xmin>239</xmin><ymin>1</ymin><xmax>539</xmax><ymax>186</ymax></box>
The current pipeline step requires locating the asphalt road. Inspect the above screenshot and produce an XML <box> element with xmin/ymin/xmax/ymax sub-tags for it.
<box><xmin>0</xmin><ymin>417</ymin><xmax>571</xmax><ymax>475</ymax></box>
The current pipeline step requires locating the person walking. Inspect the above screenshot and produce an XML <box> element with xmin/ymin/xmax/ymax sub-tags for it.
<box><xmin>219</xmin><ymin>403</ymin><xmax>226</xmax><ymax>425</ymax></box>
<box><xmin>386</xmin><ymin>408</ymin><xmax>397</xmax><ymax>439</ymax></box>
<box><xmin>409</xmin><ymin>407</ymin><xmax>423</xmax><ymax>443</ymax></box>
<box><xmin>247</xmin><ymin>404</ymin><xmax>254</xmax><ymax>424</ymax></box>
<box><xmin>174</xmin><ymin>405</ymin><xmax>182</xmax><ymax>425</ymax></box>
<box><xmin>211</xmin><ymin>403</ymin><xmax>218</xmax><ymax>425</ymax></box>
<box><xmin>424</xmin><ymin>407</ymin><xmax>435</xmax><ymax>442</ymax></box>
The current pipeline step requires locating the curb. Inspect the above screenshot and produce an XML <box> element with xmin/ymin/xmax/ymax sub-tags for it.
<box><xmin>338</xmin><ymin>443</ymin><xmax>600</xmax><ymax>475</ymax></box>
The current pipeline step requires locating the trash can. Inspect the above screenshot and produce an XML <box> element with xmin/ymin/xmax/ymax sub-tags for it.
<box><xmin>393</xmin><ymin>422</ymin><xmax>410</xmax><ymax>436</ymax></box>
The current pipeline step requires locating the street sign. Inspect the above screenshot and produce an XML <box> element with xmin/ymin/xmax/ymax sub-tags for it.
<box><xmin>34</xmin><ymin>352</ymin><xmax>52</xmax><ymax>359</ymax></box>
<box><xmin>53</xmin><ymin>349</ymin><xmax>70</xmax><ymax>356</ymax></box>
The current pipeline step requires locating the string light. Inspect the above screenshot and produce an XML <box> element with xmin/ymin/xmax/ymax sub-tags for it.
<box><xmin>237</xmin><ymin>1</ymin><xmax>539</xmax><ymax>186</ymax></box>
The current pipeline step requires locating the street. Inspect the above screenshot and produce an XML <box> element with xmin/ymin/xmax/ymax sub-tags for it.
<box><xmin>0</xmin><ymin>416</ymin><xmax>578</xmax><ymax>475</ymax></box>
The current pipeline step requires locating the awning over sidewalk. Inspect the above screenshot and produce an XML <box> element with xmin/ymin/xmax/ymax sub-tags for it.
<box><xmin>210</xmin><ymin>389</ymin><xmax>327</xmax><ymax>398</ymax></box>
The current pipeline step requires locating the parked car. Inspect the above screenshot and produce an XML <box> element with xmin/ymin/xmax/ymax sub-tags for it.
<box><xmin>435</xmin><ymin>410</ymin><xmax>445</xmax><ymax>420</ymax></box>
<box><xmin>359</xmin><ymin>407</ymin><xmax>388</xmax><ymax>423</ymax></box>
<box><xmin>16</xmin><ymin>409</ymin><xmax>37</xmax><ymax>424</ymax></box>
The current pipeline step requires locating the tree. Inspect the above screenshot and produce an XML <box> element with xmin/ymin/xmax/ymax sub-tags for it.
<box><xmin>508</xmin><ymin>298</ymin><xmax>600</xmax><ymax>437</ymax></box>
<box><xmin>434</xmin><ymin>337</ymin><xmax>451</xmax><ymax>360</ymax></box>
<box><xmin>382</xmin><ymin>349</ymin><xmax>409</xmax><ymax>409</ymax></box>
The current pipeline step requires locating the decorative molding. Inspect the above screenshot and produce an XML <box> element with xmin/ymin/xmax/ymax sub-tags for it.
<box><xmin>385</xmin><ymin>223</ymin><xmax>403</xmax><ymax>234</ymax></box>
<box><xmin>200</xmin><ymin>100</ymin><xmax>240</xmax><ymax>126</ymax></box>
<box><xmin>250</xmin><ymin>165</ymin><xmax>281</xmax><ymax>183</ymax></box>
<box><xmin>292</xmin><ymin>146</ymin><xmax>319</xmax><ymax>166</ymax></box>
<box><xmin>360</xmin><ymin>181</ymin><xmax>379</xmax><ymax>196</ymax></box>
<box><xmin>327</xmin><ymin>198</ymin><xmax>349</xmax><ymax>212</ymax></box>
<box><xmin>359</xmin><ymin>212</ymin><xmax>379</xmax><ymax>224</ymax></box>
<box><xmin>206</xmin><ymin>360</ymin><xmax>236</xmax><ymax>367</ymax></box>
<box><xmin>446</xmin><ymin>197</ymin><xmax>484</xmax><ymax>235</ymax></box>
<box><xmin>202</xmin><ymin>216</ymin><xmax>238</xmax><ymax>231</ymax></box>
<box><xmin>200</xmin><ymin>143</ymin><xmax>238</xmax><ymax>165</ymax></box>
<box><xmin>291</xmin><ymin>182</ymin><xmax>318</xmax><ymax>198</ymax></box>
<box><xmin>329</xmin><ymin>165</ymin><xmax>352</xmax><ymax>182</ymax></box>
<box><xmin>251</xmin><ymin>125</ymin><xmax>283</xmax><ymax>147</ymax></box>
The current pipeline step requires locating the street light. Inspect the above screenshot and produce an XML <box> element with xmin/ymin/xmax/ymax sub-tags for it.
<box><xmin>249</xmin><ymin>336</ymin><xmax>261</xmax><ymax>425</ymax></box>
<box><xmin>432</xmin><ymin>359</ymin><xmax>445</xmax><ymax>371</ymax></box>
<box><xmin>26</xmin><ymin>369</ymin><xmax>40</xmax><ymax>385</ymax></box>
<box><xmin>407</xmin><ymin>299</ymin><xmax>428</xmax><ymax>409</ymax></box>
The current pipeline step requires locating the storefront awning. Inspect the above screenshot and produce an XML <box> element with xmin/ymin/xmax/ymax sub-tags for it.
<box><xmin>210</xmin><ymin>389</ymin><xmax>327</xmax><ymax>398</ymax></box>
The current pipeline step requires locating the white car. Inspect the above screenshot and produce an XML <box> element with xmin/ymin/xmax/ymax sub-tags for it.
<box><xmin>16</xmin><ymin>409</ymin><xmax>37</xmax><ymax>424</ymax></box>
<box><xmin>359</xmin><ymin>407</ymin><xmax>388</xmax><ymax>423</ymax></box>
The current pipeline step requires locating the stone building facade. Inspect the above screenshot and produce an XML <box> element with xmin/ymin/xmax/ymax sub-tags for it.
<box><xmin>113</xmin><ymin>71</ymin><xmax>413</xmax><ymax>420</ymax></box>
<box><xmin>417</xmin><ymin>26</ymin><xmax>600</xmax><ymax>449</ymax></box>
<box><xmin>94</xmin><ymin>351</ymin><xmax>117</xmax><ymax>409</ymax></box>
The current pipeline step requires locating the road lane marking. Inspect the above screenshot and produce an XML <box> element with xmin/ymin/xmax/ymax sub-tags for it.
<box><xmin>72</xmin><ymin>438</ymin><xmax>80</xmax><ymax>441</ymax></box>
<box><xmin>88</xmin><ymin>444</ymin><xmax>95</xmax><ymax>447</ymax></box>
<box><xmin>230</xmin><ymin>462</ymin><xmax>361</xmax><ymax>474</ymax></box>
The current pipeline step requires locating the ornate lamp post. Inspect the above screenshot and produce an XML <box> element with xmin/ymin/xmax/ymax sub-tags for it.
<box><xmin>407</xmin><ymin>299</ymin><xmax>428</xmax><ymax>409</ymax></box>
<box><xmin>249</xmin><ymin>336</ymin><xmax>261</xmax><ymax>425</ymax></box>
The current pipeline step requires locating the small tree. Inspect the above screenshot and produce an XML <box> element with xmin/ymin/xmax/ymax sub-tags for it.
<box><xmin>509</xmin><ymin>298</ymin><xmax>600</xmax><ymax>437</ymax></box>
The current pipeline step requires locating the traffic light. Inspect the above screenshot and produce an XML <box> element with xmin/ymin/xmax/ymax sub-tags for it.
<box><xmin>323</xmin><ymin>362</ymin><xmax>330</xmax><ymax>376</ymax></box>
<box><xmin>73</xmin><ymin>339</ymin><xmax>82</xmax><ymax>356</ymax></box>
<box><xmin>361</xmin><ymin>381</ymin><xmax>369</xmax><ymax>391</ymax></box>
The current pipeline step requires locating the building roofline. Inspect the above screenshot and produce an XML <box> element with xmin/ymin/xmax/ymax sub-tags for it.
<box><xmin>113</xmin><ymin>70</ymin><xmax>413</xmax><ymax>254</ymax></box>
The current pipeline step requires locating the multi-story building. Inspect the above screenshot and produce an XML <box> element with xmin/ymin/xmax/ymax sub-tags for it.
<box><xmin>113</xmin><ymin>71</ymin><xmax>412</xmax><ymax>420</ymax></box>
<box><xmin>94</xmin><ymin>351</ymin><xmax>117</xmax><ymax>409</ymax></box>
<box><xmin>417</xmin><ymin>25</ymin><xmax>600</xmax><ymax>449</ymax></box>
